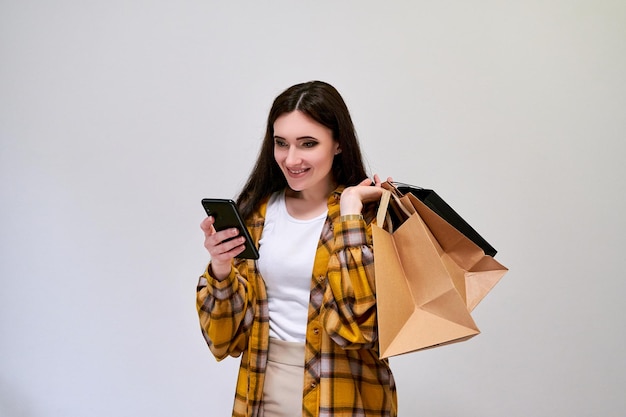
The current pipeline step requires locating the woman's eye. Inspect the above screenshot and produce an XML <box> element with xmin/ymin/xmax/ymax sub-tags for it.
<box><xmin>274</xmin><ymin>140</ymin><xmax>288</xmax><ymax>148</ymax></box>
<box><xmin>302</xmin><ymin>141</ymin><xmax>317</xmax><ymax>148</ymax></box>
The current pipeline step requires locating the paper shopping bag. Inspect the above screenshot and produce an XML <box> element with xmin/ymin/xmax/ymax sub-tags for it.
<box><xmin>373</xmin><ymin>186</ymin><xmax>508</xmax><ymax>358</ymax></box>
<box><xmin>373</xmin><ymin>191</ymin><xmax>480</xmax><ymax>358</ymax></box>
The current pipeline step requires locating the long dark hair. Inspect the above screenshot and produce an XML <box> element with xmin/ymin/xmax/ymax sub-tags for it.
<box><xmin>236</xmin><ymin>81</ymin><xmax>368</xmax><ymax>220</ymax></box>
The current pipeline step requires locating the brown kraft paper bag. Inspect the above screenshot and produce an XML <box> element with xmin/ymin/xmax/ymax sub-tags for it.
<box><xmin>373</xmin><ymin>185</ymin><xmax>508</xmax><ymax>358</ymax></box>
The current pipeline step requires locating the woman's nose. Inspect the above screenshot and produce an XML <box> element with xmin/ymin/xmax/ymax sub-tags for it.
<box><xmin>285</xmin><ymin>147</ymin><xmax>301</xmax><ymax>165</ymax></box>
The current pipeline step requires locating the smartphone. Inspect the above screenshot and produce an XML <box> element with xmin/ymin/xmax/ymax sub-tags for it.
<box><xmin>201</xmin><ymin>198</ymin><xmax>259</xmax><ymax>259</ymax></box>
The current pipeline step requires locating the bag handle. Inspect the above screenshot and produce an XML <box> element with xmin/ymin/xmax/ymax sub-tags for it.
<box><xmin>383</xmin><ymin>182</ymin><xmax>413</xmax><ymax>217</ymax></box>
<box><xmin>377</xmin><ymin>189</ymin><xmax>392</xmax><ymax>228</ymax></box>
<box><xmin>376</xmin><ymin>187</ymin><xmax>412</xmax><ymax>233</ymax></box>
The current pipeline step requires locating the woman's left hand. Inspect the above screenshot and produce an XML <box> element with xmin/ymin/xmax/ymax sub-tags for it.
<box><xmin>340</xmin><ymin>174</ymin><xmax>393</xmax><ymax>216</ymax></box>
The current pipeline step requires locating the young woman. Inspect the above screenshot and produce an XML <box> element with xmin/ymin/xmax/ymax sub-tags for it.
<box><xmin>197</xmin><ymin>81</ymin><xmax>397</xmax><ymax>417</ymax></box>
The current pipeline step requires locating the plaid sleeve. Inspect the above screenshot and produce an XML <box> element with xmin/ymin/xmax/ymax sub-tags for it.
<box><xmin>323</xmin><ymin>215</ymin><xmax>378</xmax><ymax>349</ymax></box>
<box><xmin>196</xmin><ymin>262</ymin><xmax>254</xmax><ymax>360</ymax></box>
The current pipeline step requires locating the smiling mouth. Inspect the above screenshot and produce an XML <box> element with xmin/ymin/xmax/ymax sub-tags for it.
<box><xmin>287</xmin><ymin>168</ymin><xmax>308</xmax><ymax>175</ymax></box>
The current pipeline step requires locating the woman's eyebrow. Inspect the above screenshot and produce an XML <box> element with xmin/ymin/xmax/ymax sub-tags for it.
<box><xmin>273</xmin><ymin>135</ymin><xmax>318</xmax><ymax>140</ymax></box>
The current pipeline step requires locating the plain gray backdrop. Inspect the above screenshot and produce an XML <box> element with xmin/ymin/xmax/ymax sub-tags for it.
<box><xmin>1</xmin><ymin>1</ymin><xmax>625</xmax><ymax>416</ymax></box>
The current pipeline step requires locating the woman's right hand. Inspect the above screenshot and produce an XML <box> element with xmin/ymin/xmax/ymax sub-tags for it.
<box><xmin>200</xmin><ymin>216</ymin><xmax>247</xmax><ymax>280</ymax></box>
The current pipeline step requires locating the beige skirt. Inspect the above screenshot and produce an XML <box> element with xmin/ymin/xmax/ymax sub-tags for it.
<box><xmin>263</xmin><ymin>338</ymin><xmax>306</xmax><ymax>417</ymax></box>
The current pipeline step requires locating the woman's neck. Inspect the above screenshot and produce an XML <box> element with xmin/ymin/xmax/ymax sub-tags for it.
<box><xmin>284</xmin><ymin>183</ymin><xmax>334</xmax><ymax>220</ymax></box>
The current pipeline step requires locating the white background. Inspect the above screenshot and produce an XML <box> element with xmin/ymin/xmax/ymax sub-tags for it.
<box><xmin>1</xmin><ymin>1</ymin><xmax>625</xmax><ymax>416</ymax></box>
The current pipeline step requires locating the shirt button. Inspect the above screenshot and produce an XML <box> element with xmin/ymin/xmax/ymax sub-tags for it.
<box><xmin>313</xmin><ymin>328</ymin><xmax>320</xmax><ymax>335</ymax></box>
<box><xmin>310</xmin><ymin>382</ymin><xmax>317</xmax><ymax>388</ymax></box>
<box><xmin>317</xmin><ymin>275</ymin><xmax>324</xmax><ymax>282</ymax></box>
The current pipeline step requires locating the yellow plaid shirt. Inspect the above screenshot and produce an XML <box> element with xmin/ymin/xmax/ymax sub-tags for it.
<box><xmin>197</xmin><ymin>187</ymin><xmax>397</xmax><ymax>417</ymax></box>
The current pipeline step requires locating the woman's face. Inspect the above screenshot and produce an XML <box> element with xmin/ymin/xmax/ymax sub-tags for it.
<box><xmin>273</xmin><ymin>110</ymin><xmax>340</xmax><ymax>194</ymax></box>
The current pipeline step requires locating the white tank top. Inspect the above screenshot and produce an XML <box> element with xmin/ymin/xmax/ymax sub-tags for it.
<box><xmin>257</xmin><ymin>191</ymin><xmax>327</xmax><ymax>342</ymax></box>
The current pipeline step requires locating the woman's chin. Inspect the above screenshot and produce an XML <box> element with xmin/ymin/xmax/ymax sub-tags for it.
<box><xmin>285</xmin><ymin>181</ymin><xmax>305</xmax><ymax>192</ymax></box>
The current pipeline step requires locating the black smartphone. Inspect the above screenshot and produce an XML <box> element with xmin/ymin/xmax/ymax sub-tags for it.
<box><xmin>201</xmin><ymin>198</ymin><xmax>259</xmax><ymax>260</ymax></box>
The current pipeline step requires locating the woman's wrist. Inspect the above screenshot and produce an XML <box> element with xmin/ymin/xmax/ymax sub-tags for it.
<box><xmin>209</xmin><ymin>262</ymin><xmax>231</xmax><ymax>281</ymax></box>
<box><xmin>339</xmin><ymin>189</ymin><xmax>363</xmax><ymax>215</ymax></box>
